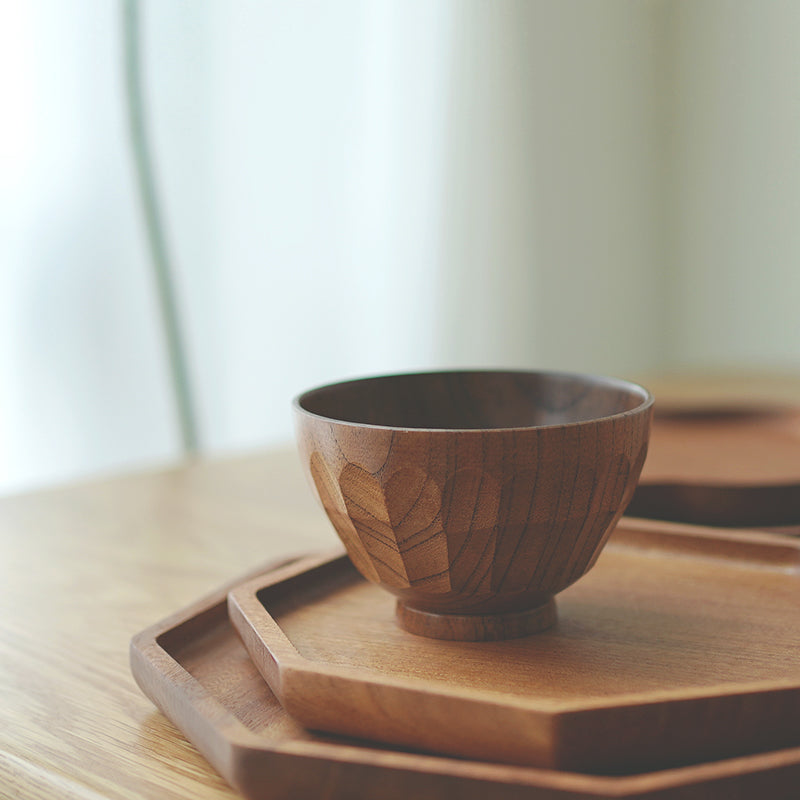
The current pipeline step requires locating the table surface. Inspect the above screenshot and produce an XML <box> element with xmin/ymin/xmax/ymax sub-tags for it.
<box><xmin>4</xmin><ymin>370</ymin><xmax>800</xmax><ymax>799</ymax></box>
<box><xmin>1</xmin><ymin>447</ymin><xmax>337</xmax><ymax>799</ymax></box>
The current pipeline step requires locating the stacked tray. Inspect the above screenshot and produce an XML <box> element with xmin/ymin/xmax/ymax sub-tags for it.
<box><xmin>131</xmin><ymin>386</ymin><xmax>800</xmax><ymax>798</ymax></box>
<box><xmin>131</xmin><ymin>517</ymin><xmax>800</xmax><ymax>799</ymax></box>
<box><xmin>629</xmin><ymin>379</ymin><xmax>800</xmax><ymax>529</ymax></box>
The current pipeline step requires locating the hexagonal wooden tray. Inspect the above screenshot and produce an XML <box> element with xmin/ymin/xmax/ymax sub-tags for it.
<box><xmin>227</xmin><ymin>520</ymin><xmax>800</xmax><ymax>775</ymax></box>
<box><xmin>131</xmin><ymin>553</ymin><xmax>800</xmax><ymax>799</ymax></box>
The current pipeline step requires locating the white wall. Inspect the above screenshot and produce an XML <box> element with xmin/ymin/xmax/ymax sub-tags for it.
<box><xmin>3</xmin><ymin>0</ymin><xmax>800</xmax><ymax>494</ymax></box>
<box><xmin>148</xmin><ymin>1</ymin><xmax>451</xmax><ymax>453</ymax></box>
<box><xmin>667</xmin><ymin>0</ymin><xmax>800</xmax><ymax>368</ymax></box>
<box><xmin>0</xmin><ymin>2</ymin><xmax>178</xmax><ymax>493</ymax></box>
<box><xmin>436</xmin><ymin>2</ymin><xmax>665</xmax><ymax>372</ymax></box>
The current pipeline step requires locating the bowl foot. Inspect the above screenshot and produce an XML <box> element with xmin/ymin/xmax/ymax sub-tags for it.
<box><xmin>395</xmin><ymin>597</ymin><xmax>557</xmax><ymax>641</ymax></box>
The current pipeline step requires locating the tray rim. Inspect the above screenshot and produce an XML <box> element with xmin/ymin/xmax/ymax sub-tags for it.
<box><xmin>632</xmin><ymin>404</ymin><xmax>800</xmax><ymax>526</ymax></box>
<box><xmin>639</xmin><ymin>404</ymin><xmax>800</xmax><ymax>487</ymax></box>
<box><xmin>230</xmin><ymin>554</ymin><xmax>800</xmax><ymax>713</ymax></box>
<box><xmin>131</xmin><ymin>550</ymin><xmax>800</xmax><ymax>799</ymax></box>
<box><xmin>228</xmin><ymin>520</ymin><xmax>800</xmax><ymax>714</ymax></box>
<box><xmin>226</xmin><ymin>520</ymin><xmax>800</xmax><ymax>773</ymax></box>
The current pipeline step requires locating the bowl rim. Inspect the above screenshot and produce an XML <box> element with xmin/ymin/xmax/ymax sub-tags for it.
<box><xmin>293</xmin><ymin>368</ymin><xmax>654</xmax><ymax>433</ymax></box>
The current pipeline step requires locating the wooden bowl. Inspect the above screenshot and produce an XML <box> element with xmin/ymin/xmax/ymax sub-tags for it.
<box><xmin>294</xmin><ymin>370</ymin><xmax>653</xmax><ymax>641</ymax></box>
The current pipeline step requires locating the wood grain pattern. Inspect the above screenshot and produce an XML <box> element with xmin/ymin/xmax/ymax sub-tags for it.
<box><xmin>2</xmin><ymin>370</ymin><xmax>795</xmax><ymax>800</ymax></box>
<box><xmin>295</xmin><ymin>370</ymin><xmax>653</xmax><ymax>639</ymax></box>
<box><xmin>134</xmin><ymin>548</ymin><xmax>800</xmax><ymax>800</ymax></box>
<box><xmin>227</xmin><ymin>518</ymin><xmax>800</xmax><ymax>775</ymax></box>
<box><xmin>0</xmin><ymin>448</ymin><xmax>338</xmax><ymax>800</ymax></box>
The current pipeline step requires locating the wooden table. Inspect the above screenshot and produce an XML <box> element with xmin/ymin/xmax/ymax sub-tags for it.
<box><xmin>4</xmin><ymin>369</ymin><xmax>800</xmax><ymax>798</ymax></box>
<box><xmin>0</xmin><ymin>448</ymin><xmax>338</xmax><ymax>799</ymax></box>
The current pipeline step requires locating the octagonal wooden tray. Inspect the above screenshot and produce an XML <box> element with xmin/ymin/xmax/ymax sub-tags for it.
<box><xmin>131</xmin><ymin>552</ymin><xmax>800</xmax><ymax>799</ymax></box>
<box><xmin>227</xmin><ymin>520</ymin><xmax>800</xmax><ymax>775</ymax></box>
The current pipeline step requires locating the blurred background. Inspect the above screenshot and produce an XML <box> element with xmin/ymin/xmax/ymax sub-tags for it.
<box><xmin>2</xmin><ymin>0</ymin><xmax>800</xmax><ymax>495</ymax></box>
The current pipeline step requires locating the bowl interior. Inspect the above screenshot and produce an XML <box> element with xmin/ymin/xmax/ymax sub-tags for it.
<box><xmin>297</xmin><ymin>371</ymin><xmax>650</xmax><ymax>430</ymax></box>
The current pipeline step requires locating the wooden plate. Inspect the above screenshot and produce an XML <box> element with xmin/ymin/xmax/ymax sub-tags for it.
<box><xmin>628</xmin><ymin>376</ymin><xmax>800</xmax><ymax>527</ymax></box>
<box><xmin>227</xmin><ymin>520</ymin><xmax>800</xmax><ymax>775</ymax></box>
<box><xmin>131</xmin><ymin>552</ymin><xmax>800</xmax><ymax>799</ymax></box>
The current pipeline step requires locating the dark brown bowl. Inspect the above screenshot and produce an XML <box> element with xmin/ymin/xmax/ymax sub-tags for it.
<box><xmin>294</xmin><ymin>370</ymin><xmax>653</xmax><ymax>640</ymax></box>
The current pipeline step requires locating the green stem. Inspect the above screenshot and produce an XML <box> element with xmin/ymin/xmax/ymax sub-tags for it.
<box><xmin>121</xmin><ymin>0</ymin><xmax>198</xmax><ymax>454</ymax></box>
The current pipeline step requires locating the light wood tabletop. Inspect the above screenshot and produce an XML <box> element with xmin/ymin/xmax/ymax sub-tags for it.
<box><xmin>0</xmin><ymin>447</ymin><xmax>338</xmax><ymax>799</ymax></box>
<box><xmin>4</xmin><ymin>370</ymin><xmax>800</xmax><ymax>799</ymax></box>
